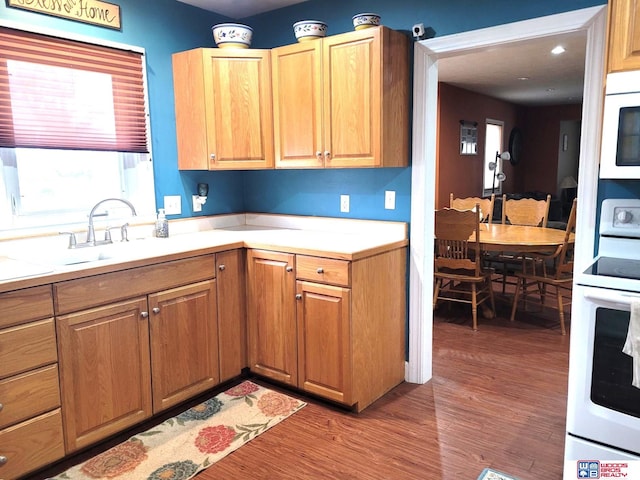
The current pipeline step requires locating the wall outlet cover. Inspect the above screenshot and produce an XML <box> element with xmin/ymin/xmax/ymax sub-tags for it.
<box><xmin>385</xmin><ymin>190</ymin><xmax>396</xmax><ymax>210</ymax></box>
<box><xmin>340</xmin><ymin>194</ymin><xmax>350</xmax><ymax>213</ymax></box>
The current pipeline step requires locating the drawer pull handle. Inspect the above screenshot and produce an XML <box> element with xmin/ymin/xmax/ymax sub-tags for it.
<box><xmin>218</xmin><ymin>264</ymin><xmax>226</xmax><ymax>271</ymax></box>
<box><xmin>286</xmin><ymin>266</ymin><xmax>293</xmax><ymax>272</ymax></box>
<box><xmin>316</xmin><ymin>267</ymin><xmax>324</xmax><ymax>274</ymax></box>
<box><xmin>0</xmin><ymin>456</ymin><xmax>7</xmax><ymax>465</ymax></box>
<box><xmin>141</xmin><ymin>311</ymin><xmax>149</xmax><ymax>318</ymax></box>
<box><xmin>152</xmin><ymin>307</ymin><xmax>160</xmax><ymax>314</ymax></box>
<box><xmin>295</xmin><ymin>294</ymin><xmax>302</xmax><ymax>300</ymax></box>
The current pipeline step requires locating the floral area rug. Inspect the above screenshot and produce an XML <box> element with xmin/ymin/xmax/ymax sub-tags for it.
<box><xmin>477</xmin><ymin>467</ymin><xmax>520</xmax><ymax>480</ymax></box>
<box><xmin>51</xmin><ymin>381</ymin><xmax>306</xmax><ymax>480</ymax></box>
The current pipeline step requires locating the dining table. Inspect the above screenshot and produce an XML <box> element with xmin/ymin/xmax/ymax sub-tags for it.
<box><xmin>473</xmin><ymin>223</ymin><xmax>573</xmax><ymax>253</ymax></box>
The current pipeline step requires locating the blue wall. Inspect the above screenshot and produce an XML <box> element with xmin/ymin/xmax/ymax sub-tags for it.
<box><xmin>0</xmin><ymin>0</ymin><xmax>606</xmax><ymax>223</ymax></box>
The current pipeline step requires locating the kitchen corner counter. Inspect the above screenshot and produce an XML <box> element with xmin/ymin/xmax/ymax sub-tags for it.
<box><xmin>0</xmin><ymin>214</ymin><xmax>408</xmax><ymax>293</ymax></box>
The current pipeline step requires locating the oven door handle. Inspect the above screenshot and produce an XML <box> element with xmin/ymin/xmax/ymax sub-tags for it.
<box><xmin>583</xmin><ymin>287</ymin><xmax>640</xmax><ymax>310</ymax></box>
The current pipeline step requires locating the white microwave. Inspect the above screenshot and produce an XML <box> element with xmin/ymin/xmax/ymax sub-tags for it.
<box><xmin>600</xmin><ymin>70</ymin><xmax>640</xmax><ymax>179</ymax></box>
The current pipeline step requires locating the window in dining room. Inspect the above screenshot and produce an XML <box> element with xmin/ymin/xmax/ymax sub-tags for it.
<box><xmin>483</xmin><ymin>119</ymin><xmax>505</xmax><ymax>196</ymax></box>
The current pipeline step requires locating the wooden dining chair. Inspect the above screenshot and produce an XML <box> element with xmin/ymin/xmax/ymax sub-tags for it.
<box><xmin>509</xmin><ymin>198</ymin><xmax>577</xmax><ymax>335</ymax></box>
<box><xmin>493</xmin><ymin>194</ymin><xmax>552</xmax><ymax>293</ymax></box>
<box><xmin>501</xmin><ymin>194</ymin><xmax>551</xmax><ymax>227</ymax></box>
<box><xmin>450</xmin><ymin>193</ymin><xmax>495</xmax><ymax>224</ymax></box>
<box><xmin>433</xmin><ymin>205</ymin><xmax>495</xmax><ymax>331</ymax></box>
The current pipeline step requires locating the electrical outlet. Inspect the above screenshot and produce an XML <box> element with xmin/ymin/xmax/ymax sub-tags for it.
<box><xmin>385</xmin><ymin>190</ymin><xmax>396</xmax><ymax>210</ymax></box>
<box><xmin>340</xmin><ymin>194</ymin><xmax>350</xmax><ymax>213</ymax></box>
<box><xmin>192</xmin><ymin>195</ymin><xmax>202</xmax><ymax>213</ymax></box>
<box><xmin>164</xmin><ymin>195</ymin><xmax>181</xmax><ymax>215</ymax></box>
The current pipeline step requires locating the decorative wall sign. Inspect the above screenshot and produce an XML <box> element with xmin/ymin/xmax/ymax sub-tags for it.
<box><xmin>459</xmin><ymin>120</ymin><xmax>478</xmax><ymax>155</ymax></box>
<box><xmin>7</xmin><ymin>0</ymin><xmax>121</xmax><ymax>30</ymax></box>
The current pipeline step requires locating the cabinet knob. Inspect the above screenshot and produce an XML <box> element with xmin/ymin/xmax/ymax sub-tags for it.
<box><xmin>141</xmin><ymin>311</ymin><xmax>149</xmax><ymax>318</ymax></box>
<box><xmin>286</xmin><ymin>266</ymin><xmax>293</xmax><ymax>272</ymax></box>
<box><xmin>316</xmin><ymin>151</ymin><xmax>322</xmax><ymax>159</ymax></box>
<box><xmin>218</xmin><ymin>264</ymin><xmax>226</xmax><ymax>271</ymax></box>
<box><xmin>210</xmin><ymin>153</ymin><xmax>216</xmax><ymax>161</ymax></box>
<box><xmin>0</xmin><ymin>402</ymin><xmax>3</xmax><ymax>412</ymax></box>
<box><xmin>324</xmin><ymin>151</ymin><xmax>331</xmax><ymax>160</ymax></box>
<box><xmin>295</xmin><ymin>294</ymin><xmax>302</xmax><ymax>300</ymax></box>
<box><xmin>316</xmin><ymin>267</ymin><xmax>324</xmax><ymax>274</ymax></box>
<box><xmin>0</xmin><ymin>455</ymin><xmax>7</xmax><ymax>465</ymax></box>
<box><xmin>152</xmin><ymin>307</ymin><xmax>160</xmax><ymax>314</ymax></box>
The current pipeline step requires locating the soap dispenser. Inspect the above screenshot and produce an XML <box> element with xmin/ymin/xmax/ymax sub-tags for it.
<box><xmin>155</xmin><ymin>208</ymin><xmax>169</xmax><ymax>238</ymax></box>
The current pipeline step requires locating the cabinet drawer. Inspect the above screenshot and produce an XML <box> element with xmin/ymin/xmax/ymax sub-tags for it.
<box><xmin>296</xmin><ymin>255</ymin><xmax>350</xmax><ymax>286</ymax></box>
<box><xmin>0</xmin><ymin>285</ymin><xmax>53</xmax><ymax>329</ymax></box>
<box><xmin>0</xmin><ymin>318</ymin><xmax>57</xmax><ymax>380</ymax></box>
<box><xmin>0</xmin><ymin>365</ymin><xmax>60</xmax><ymax>429</ymax></box>
<box><xmin>54</xmin><ymin>254</ymin><xmax>216</xmax><ymax>314</ymax></box>
<box><xmin>0</xmin><ymin>409</ymin><xmax>65</xmax><ymax>480</ymax></box>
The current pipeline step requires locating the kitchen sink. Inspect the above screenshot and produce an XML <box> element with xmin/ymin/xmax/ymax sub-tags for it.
<box><xmin>9</xmin><ymin>237</ymin><xmax>164</xmax><ymax>267</ymax></box>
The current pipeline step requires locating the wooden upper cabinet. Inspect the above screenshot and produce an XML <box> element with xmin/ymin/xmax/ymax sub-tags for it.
<box><xmin>608</xmin><ymin>0</ymin><xmax>640</xmax><ymax>72</ymax></box>
<box><xmin>173</xmin><ymin>48</ymin><xmax>274</xmax><ymax>170</ymax></box>
<box><xmin>272</xmin><ymin>27</ymin><xmax>409</xmax><ymax>168</ymax></box>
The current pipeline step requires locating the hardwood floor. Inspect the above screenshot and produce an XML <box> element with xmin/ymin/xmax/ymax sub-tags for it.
<box><xmin>28</xmin><ymin>296</ymin><xmax>569</xmax><ymax>480</ymax></box>
<box><xmin>196</xmin><ymin>299</ymin><xmax>570</xmax><ymax>480</ymax></box>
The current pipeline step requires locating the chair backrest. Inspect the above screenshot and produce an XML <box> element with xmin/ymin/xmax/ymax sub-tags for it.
<box><xmin>450</xmin><ymin>193</ymin><xmax>495</xmax><ymax>224</ymax></box>
<box><xmin>553</xmin><ymin>198</ymin><xmax>577</xmax><ymax>279</ymax></box>
<box><xmin>434</xmin><ymin>205</ymin><xmax>482</xmax><ymax>276</ymax></box>
<box><xmin>502</xmin><ymin>194</ymin><xmax>551</xmax><ymax>227</ymax></box>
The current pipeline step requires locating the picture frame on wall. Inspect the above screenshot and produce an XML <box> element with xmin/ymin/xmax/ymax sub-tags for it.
<box><xmin>460</xmin><ymin>120</ymin><xmax>478</xmax><ymax>155</ymax></box>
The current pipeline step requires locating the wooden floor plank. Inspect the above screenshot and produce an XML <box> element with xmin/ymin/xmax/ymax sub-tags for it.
<box><xmin>28</xmin><ymin>296</ymin><xmax>569</xmax><ymax>480</ymax></box>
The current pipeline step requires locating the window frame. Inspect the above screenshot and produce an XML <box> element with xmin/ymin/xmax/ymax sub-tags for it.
<box><xmin>0</xmin><ymin>19</ymin><xmax>155</xmax><ymax>237</ymax></box>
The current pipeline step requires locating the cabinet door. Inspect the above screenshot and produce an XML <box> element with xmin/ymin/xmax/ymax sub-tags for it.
<box><xmin>323</xmin><ymin>27</ymin><xmax>408</xmax><ymax>168</ymax></box>
<box><xmin>296</xmin><ymin>281</ymin><xmax>352</xmax><ymax>405</ymax></box>
<box><xmin>203</xmin><ymin>49</ymin><xmax>274</xmax><ymax>169</ymax></box>
<box><xmin>149</xmin><ymin>280</ymin><xmax>218</xmax><ymax>413</ymax></box>
<box><xmin>323</xmin><ymin>28</ymin><xmax>381</xmax><ymax>167</ymax></box>
<box><xmin>608</xmin><ymin>0</ymin><xmax>640</xmax><ymax>72</ymax></box>
<box><xmin>217</xmin><ymin>250</ymin><xmax>247</xmax><ymax>382</ymax></box>
<box><xmin>272</xmin><ymin>41</ymin><xmax>324</xmax><ymax>168</ymax></box>
<box><xmin>247</xmin><ymin>249</ymin><xmax>297</xmax><ymax>385</ymax></box>
<box><xmin>57</xmin><ymin>298</ymin><xmax>152</xmax><ymax>452</ymax></box>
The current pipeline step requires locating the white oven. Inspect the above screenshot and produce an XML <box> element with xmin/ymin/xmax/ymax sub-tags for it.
<box><xmin>600</xmin><ymin>70</ymin><xmax>640</xmax><ymax>179</ymax></box>
<box><xmin>564</xmin><ymin>199</ymin><xmax>640</xmax><ymax>478</ymax></box>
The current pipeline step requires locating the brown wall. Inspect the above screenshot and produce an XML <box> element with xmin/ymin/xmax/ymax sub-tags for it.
<box><xmin>520</xmin><ymin>104</ymin><xmax>582</xmax><ymax>193</ymax></box>
<box><xmin>437</xmin><ymin>83</ymin><xmax>582</xmax><ymax>209</ymax></box>
<box><xmin>437</xmin><ymin>83</ymin><xmax>522</xmax><ymax>209</ymax></box>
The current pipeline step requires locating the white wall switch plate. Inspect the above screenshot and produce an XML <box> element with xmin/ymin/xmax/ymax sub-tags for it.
<box><xmin>385</xmin><ymin>190</ymin><xmax>396</xmax><ymax>210</ymax></box>
<box><xmin>164</xmin><ymin>195</ymin><xmax>181</xmax><ymax>215</ymax></box>
<box><xmin>340</xmin><ymin>194</ymin><xmax>350</xmax><ymax>213</ymax></box>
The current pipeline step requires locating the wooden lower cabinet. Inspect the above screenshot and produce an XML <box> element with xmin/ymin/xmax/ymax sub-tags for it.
<box><xmin>246</xmin><ymin>249</ymin><xmax>297</xmax><ymax>386</ymax></box>
<box><xmin>149</xmin><ymin>280</ymin><xmax>219</xmax><ymax>412</ymax></box>
<box><xmin>296</xmin><ymin>281</ymin><xmax>351</xmax><ymax>404</ymax></box>
<box><xmin>0</xmin><ymin>285</ymin><xmax>64</xmax><ymax>480</ymax></box>
<box><xmin>0</xmin><ymin>409</ymin><xmax>65</xmax><ymax>480</ymax></box>
<box><xmin>56</xmin><ymin>297</ymin><xmax>153</xmax><ymax>452</ymax></box>
<box><xmin>247</xmin><ymin>247</ymin><xmax>406</xmax><ymax>411</ymax></box>
<box><xmin>216</xmin><ymin>249</ymin><xmax>247</xmax><ymax>382</ymax></box>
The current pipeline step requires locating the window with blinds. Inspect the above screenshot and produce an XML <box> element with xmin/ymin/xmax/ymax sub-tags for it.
<box><xmin>0</xmin><ymin>25</ymin><xmax>155</xmax><ymax>232</ymax></box>
<box><xmin>0</xmin><ymin>26</ymin><xmax>148</xmax><ymax>152</ymax></box>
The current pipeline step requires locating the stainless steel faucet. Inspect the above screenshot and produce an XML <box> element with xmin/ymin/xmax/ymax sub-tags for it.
<box><xmin>86</xmin><ymin>198</ymin><xmax>137</xmax><ymax>246</ymax></box>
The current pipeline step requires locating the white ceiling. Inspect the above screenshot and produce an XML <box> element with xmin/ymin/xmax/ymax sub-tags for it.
<box><xmin>437</xmin><ymin>30</ymin><xmax>587</xmax><ymax>106</ymax></box>
<box><xmin>176</xmin><ymin>0</ymin><xmax>309</xmax><ymax>19</ymax></box>
<box><xmin>175</xmin><ymin>1</ymin><xmax>587</xmax><ymax>106</ymax></box>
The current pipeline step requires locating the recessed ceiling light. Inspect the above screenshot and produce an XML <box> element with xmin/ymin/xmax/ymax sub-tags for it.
<box><xmin>551</xmin><ymin>45</ymin><xmax>566</xmax><ymax>55</ymax></box>
<box><xmin>518</xmin><ymin>76</ymin><xmax>530</xmax><ymax>81</ymax></box>
<box><xmin>546</xmin><ymin>87</ymin><xmax>556</xmax><ymax>92</ymax></box>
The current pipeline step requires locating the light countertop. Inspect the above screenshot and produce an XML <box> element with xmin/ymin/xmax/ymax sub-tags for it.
<box><xmin>0</xmin><ymin>214</ymin><xmax>408</xmax><ymax>293</ymax></box>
